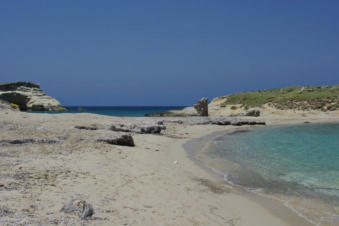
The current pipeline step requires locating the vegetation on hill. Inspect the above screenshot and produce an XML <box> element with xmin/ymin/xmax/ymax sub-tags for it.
<box><xmin>220</xmin><ymin>85</ymin><xmax>339</xmax><ymax>111</ymax></box>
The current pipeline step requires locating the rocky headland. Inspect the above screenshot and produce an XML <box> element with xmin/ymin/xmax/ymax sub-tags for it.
<box><xmin>0</xmin><ymin>82</ymin><xmax>66</xmax><ymax>111</ymax></box>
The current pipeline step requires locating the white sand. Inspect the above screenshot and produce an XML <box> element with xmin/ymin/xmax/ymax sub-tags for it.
<box><xmin>1</xmin><ymin>110</ymin><xmax>338</xmax><ymax>225</ymax></box>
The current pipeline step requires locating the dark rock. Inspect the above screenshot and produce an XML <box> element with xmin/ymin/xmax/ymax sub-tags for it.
<box><xmin>231</xmin><ymin>120</ymin><xmax>265</xmax><ymax>126</ymax></box>
<box><xmin>162</xmin><ymin>117</ymin><xmax>265</xmax><ymax>127</ymax></box>
<box><xmin>245</xmin><ymin>110</ymin><xmax>260</xmax><ymax>117</ymax></box>
<box><xmin>96</xmin><ymin>132</ymin><xmax>135</xmax><ymax>146</ymax></box>
<box><xmin>0</xmin><ymin>138</ymin><xmax>61</xmax><ymax>146</ymax></box>
<box><xmin>75</xmin><ymin>125</ymin><xmax>98</xmax><ymax>130</ymax></box>
<box><xmin>210</xmin><ymin>118</ymin><xmax>231</xmax><ymax>125</ymax></box>
<box><xmin>31</xmin><ymin>105</ymin><xmax>45</xmax><ymax>111</ymax></box>
<box><xmin>0</xmin><ymin>81</ymin><xmax>40</xmax><ymax>90</ymax></box>
<box><xmin>194</xmin><ymin>97</ymin><xmax>208</xmax><ymax>116</ymax></box>
<box><xmin>109</xmin><ymin>124</ymin><xmax>130</xmax><ymax>133</ymax></box>
<box><xmin>110</xmin><ymin>121</ymin><xmax>166</xmax><ymax>134</ymax></box>
<box><xmin>80</xmin><ymin>202</ymin><xmax>94</xmax><ymax>219</ymax></box>
<box><xmin>231</xmin><ymin>119</ymin><xmax>244</xmax><ymax>126</ymax></box>
<box><xmin>61</xmin><ymin>200</ymin><xmax>94</xmax><ymax>219</ymax></box>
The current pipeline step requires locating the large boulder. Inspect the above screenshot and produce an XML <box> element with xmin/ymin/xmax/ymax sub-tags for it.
<box><xmin>194</xmin><ymin>97</ymin><xmax>208</xmax><ymax>116</ymax></box>
<box><xmin>0</xmin><ymin>82</ymin><xmax>66</xmax><ymax>111</ymax></box>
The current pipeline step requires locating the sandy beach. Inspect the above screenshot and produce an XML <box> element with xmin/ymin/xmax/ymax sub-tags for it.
<box><xmin>2</xmin><ymin>0</ymin><xmax>339</xmax><ymax>225</ymax></box>
<box><xmin>1</xmin><ymin>109</ymin><xmax>339</xmax><ymax>225</ymax></box>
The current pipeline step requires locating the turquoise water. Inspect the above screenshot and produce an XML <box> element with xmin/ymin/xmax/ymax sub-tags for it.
<box><xmin>214</xmin><ymin>123</ymin><xmax>339</xmax><ymax>200</ymax></box>
<box><xmin>29</xmin><ymin>106</ymin><xmax>183</xmax><ymax>117</ymax></box>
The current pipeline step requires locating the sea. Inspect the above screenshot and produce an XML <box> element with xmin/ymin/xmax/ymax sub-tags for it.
<box><xmin>207</xmin><ymin>123</ymin><xmax>339</xmax><ymax>225</ymax></box>
<box><xmin>30</xmin><ymin>106</ymin><xmax>183</xmax><ymax>117</ymax></box>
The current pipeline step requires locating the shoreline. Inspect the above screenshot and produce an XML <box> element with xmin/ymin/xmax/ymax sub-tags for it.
<box><xmin>183</xmin><ymin>126</ymin><xmax>313</xmax><ymax>226</ymax></box>
<box><xmin>184</xmin><ymin>119</ymin><xmax>339</xmax><ymax>226</ymax></box>
<box><xmin>0</xmin><ymin>110</ymin><xmax>338</xmax><ymax>225</ymax></box>
<box><xmin>166</xmin><ymin>124</ymin><xmax>295</xmax><ymax>226</ymax></box>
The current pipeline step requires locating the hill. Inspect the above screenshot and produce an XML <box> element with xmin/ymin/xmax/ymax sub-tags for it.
<box><xmin>217</xmin><ymin>85</ymin><xmax>339</xmax><ymax>111</ymax></box>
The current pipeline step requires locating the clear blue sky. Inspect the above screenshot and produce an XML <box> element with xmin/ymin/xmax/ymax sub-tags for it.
<box><xmin>1</xmin><ymin>1</ymin><xmax>338</xmax><ymax>106</ymax></box>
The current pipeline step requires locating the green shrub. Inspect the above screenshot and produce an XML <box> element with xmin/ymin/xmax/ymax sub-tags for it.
<box><xmin>10</xmin><ymin>103</ymin><xmax>19</xmax><ymax>109</ymax></box>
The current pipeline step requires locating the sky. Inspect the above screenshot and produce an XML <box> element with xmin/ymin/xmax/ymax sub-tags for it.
<box><xmin>1</xmin><ymin>1</ymin><xmax>339</xmax><ymax>106</ymax></box>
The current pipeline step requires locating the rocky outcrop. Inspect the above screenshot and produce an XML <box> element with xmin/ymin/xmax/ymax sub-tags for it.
<box><xmin>194</xmin><ymin>97</ymin><xmax>209</xmax><ymax>116</ymax></box>
<box><xmin>0</xmin><ymin>138</ymin><xmax>61</xmax><ymax>146</ymax></box>
<box><xmin>161</xmin><ymin>117</ymin><xmax>265</xmax><ymax>126</ymax></box>
<box><xmin>96</xmin><ymin>131</ymin><xmax>135</xmax><ymax>146</ymax></box>
<box><xmin>110</xmin><ymin>121</ymin><xmax>166</xmax><ymax>134</ymax></box>
<box><xmin>0</xmin><ymin>82</ymin><xmax>66</xmax><ymax>111</ymax></box>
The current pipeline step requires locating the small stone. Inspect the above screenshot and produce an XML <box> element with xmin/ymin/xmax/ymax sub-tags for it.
<box><xmin>79</xmin><ymin>202</ymin><xmax>94</xmax><ymax>219</ymax></box>
<box><xmin>60</xmin><ymin>199</ymin><xmax>94</xmax><ymax>219</ymax></box>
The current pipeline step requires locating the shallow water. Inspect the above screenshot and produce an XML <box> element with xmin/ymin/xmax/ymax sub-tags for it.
<box><xmin>211</xmin><ymin>123</ymin><xmax>339</xmax><ymax>225</ymax></box>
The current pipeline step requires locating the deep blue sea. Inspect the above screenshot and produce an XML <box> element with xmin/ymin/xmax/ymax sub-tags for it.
<box><xmin>211</xmin><ymin>123</ymin><xmax>339</xmax><ymax>225</ymax></box>
<box><xmin>30</xmin><ymin>106</ymin><xmax>183</xmax><ymax>117</ymax></box>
